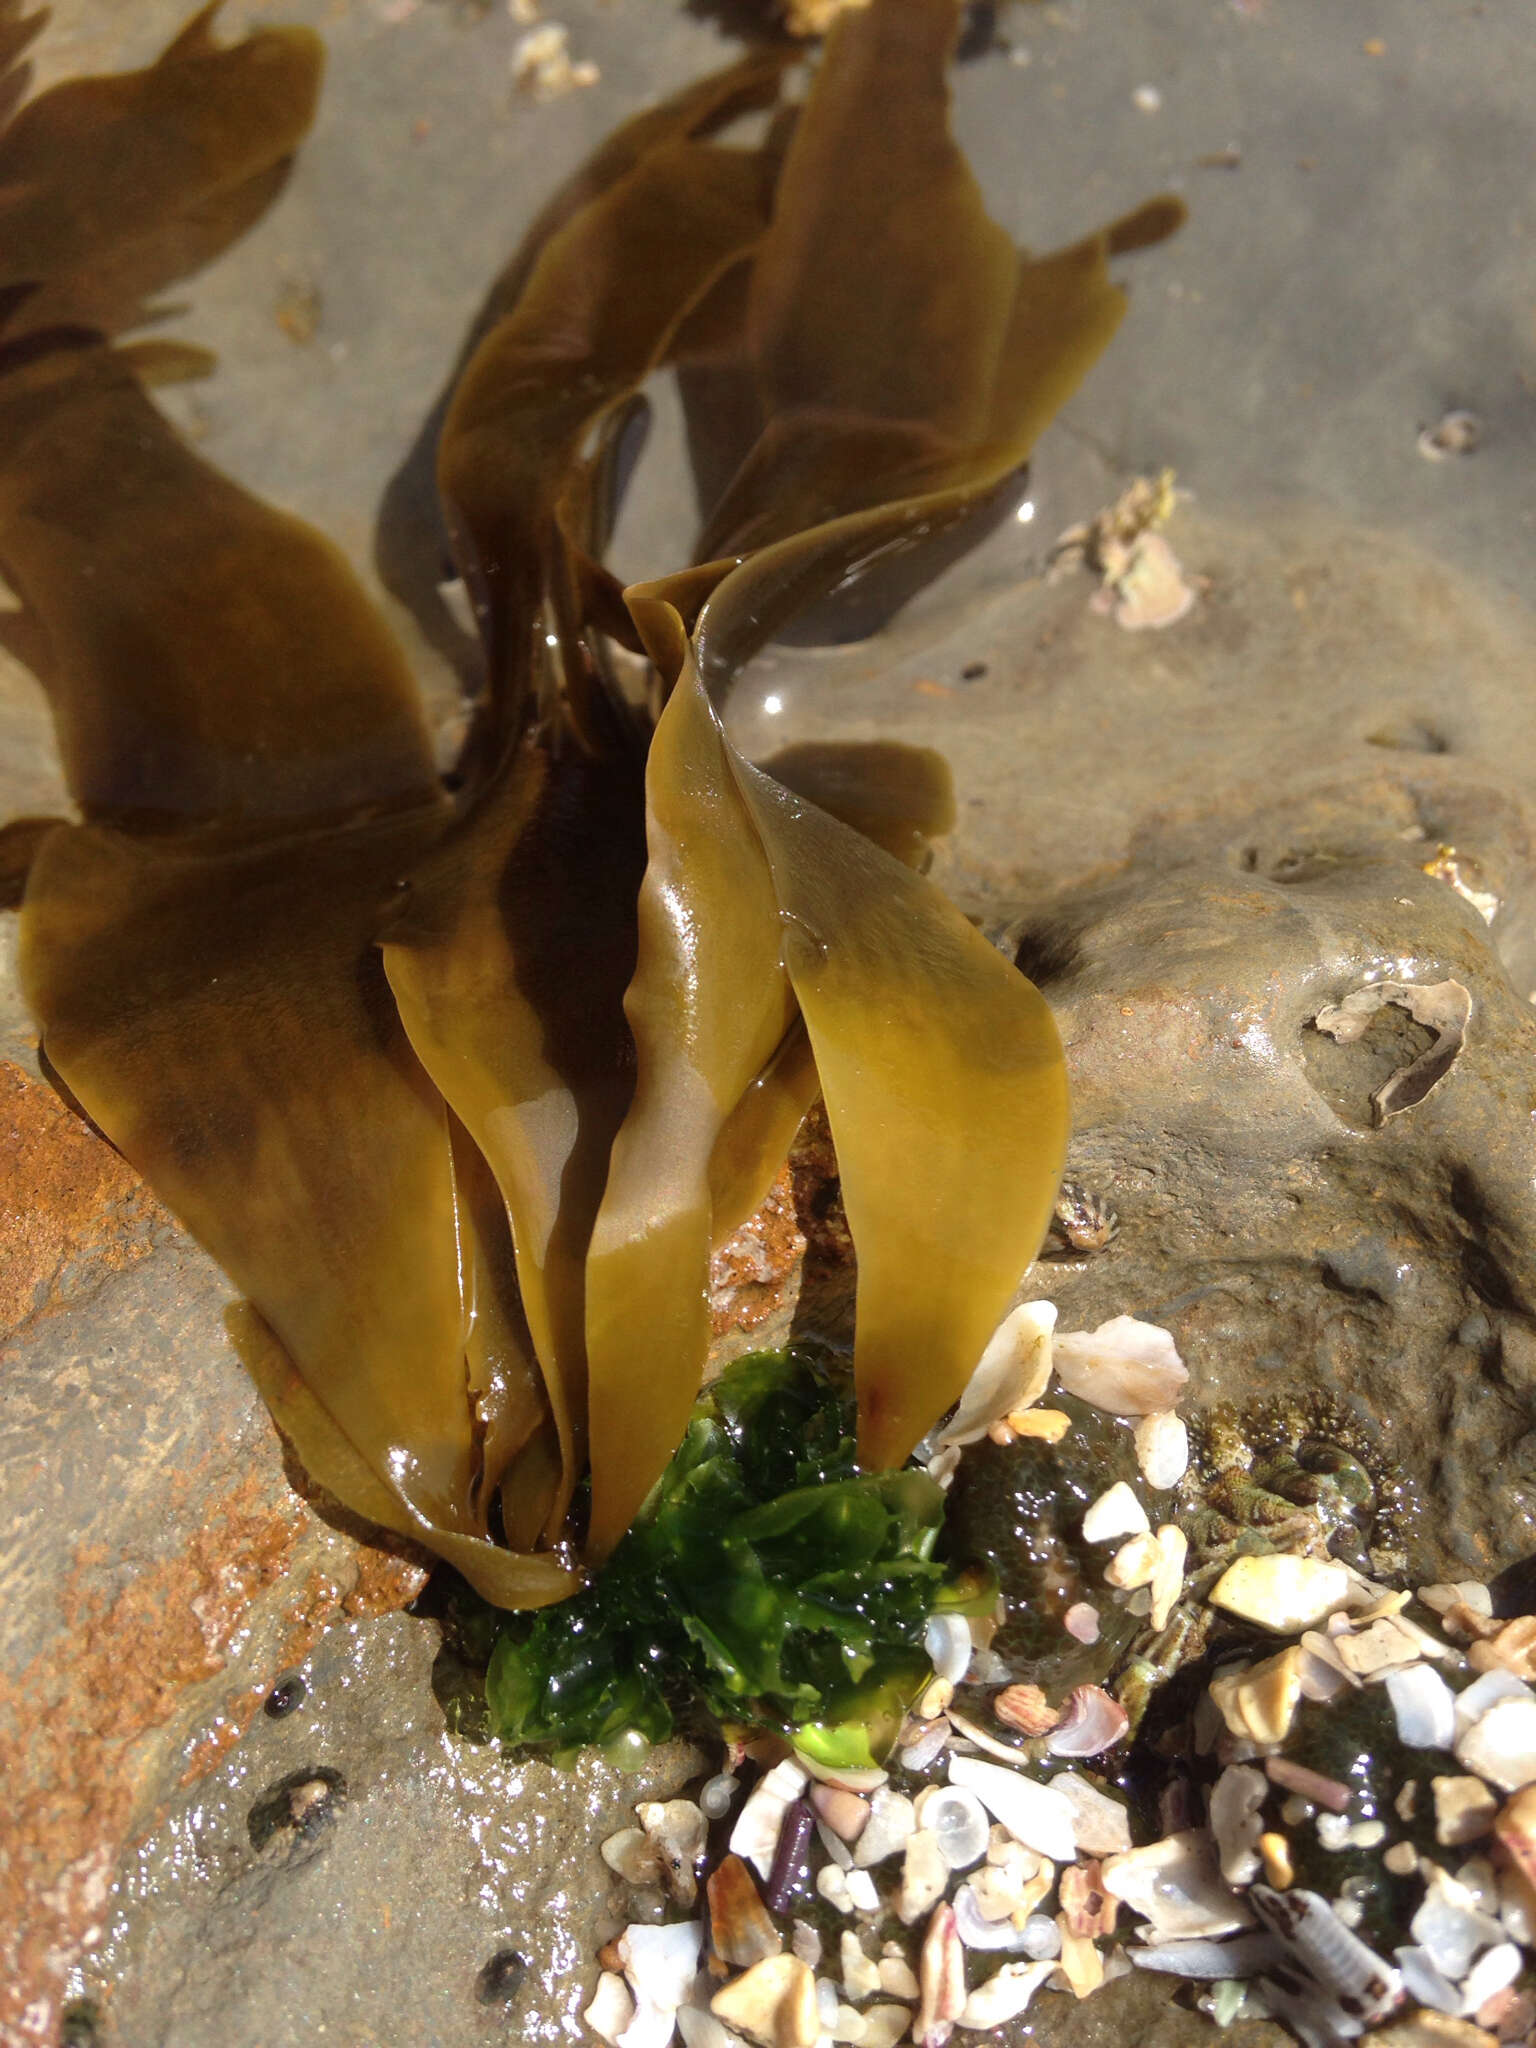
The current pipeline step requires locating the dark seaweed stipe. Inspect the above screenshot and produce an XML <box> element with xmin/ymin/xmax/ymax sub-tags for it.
<box><xmin>475</xmin><ymin>1949</ymin><xmax>528</xmax><ymax>2006</ymax></box>
<box><xmin>263</xmin><ymin>1673</ymin><xmax>306</xmax><ymax>1719</ymax></box>
<box><xmin>764</xmin><ymin>1798</ymin><xmax>816</xmax><ymax>1916</ymax></box>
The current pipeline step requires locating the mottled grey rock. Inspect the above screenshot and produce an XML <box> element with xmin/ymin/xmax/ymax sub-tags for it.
<box><xmin>79</xmin><ymin>1615</ymin><xmax>705</xmax><ymax>2048</ymax></box>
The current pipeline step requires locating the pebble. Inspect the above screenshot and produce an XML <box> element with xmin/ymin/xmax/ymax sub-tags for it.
<box><xmin>1207</xmin><ymin>1554</ymin><xmax>1352</xmax><ymax>1633</ymax></box>
<box><xmin>1454</xmin><ymin>1697</ymin><xmax>1536</xmax><ymax>1793</ymax></box>
<box><xmin>1388</xmin><ymin>1663</ymin><xmax>1458</xmax><ymax>1751</ymax></box>
<box><xmin>854</xmin><ymin>2007</ymin><xmax>910</xmax><ymax>2048</ymax></box>
<box><xmin>710</xmin><ymin>1954</ymin><xmax>819</xmax><ymax>2048</ymax></box>
<box><xmin>1434</xmin><ymin>1776</ymin><xmax>1501</xmax><ymax>1848</ymax></box>
<box><xmin>1101</xmin><ymin>1831</ymin><xmax>1253</xmax><ymax>1939</ymax></box>
<box><xmin>1103</xmin><ymin>1531</ymin><xmax>1161</xmax><ymax>1590</ymax></box>
<box><xmin>730</xmin><ymin>1761</ymin><xmax>809</xmax><ymax>1881</ymax></box>
<box><xmin>810</xmin><ymin>1784</ymin><xmax>870</xmax><ymax>1844</ymax></box>
<box><xmin>1081</xmin><ymin>1480</ymin><xmax>1149</xmax><ymax>1544</ymax></box>
<box><xmin>1051</xmin><ymin>1773</ymin><xmax>1133</xmax><ymax>1857</ymax></box>
<box><xmin>955</xmin><ymin>1959</ymin><xmax>1053</xmax><ymax>2028</ymax></box>
<box><xmin>852</xmin><ymin>1788</ymin><xmax>917</xmax><ymax>1868</ymax></box>
<box><xmin>840</xmin><ymin>1930</ymin><xmax>880</xmax><ymax>1999</ymax></box>
<box><xmin>896</xmin><ymin>1830</ymin><xmax>948</xmax><ymax>1925</ymax></box>
<box><xmin>1134</xmin><ymin>1409</ymin><xmax>1189</xmax><ymax>1489</ymax></box>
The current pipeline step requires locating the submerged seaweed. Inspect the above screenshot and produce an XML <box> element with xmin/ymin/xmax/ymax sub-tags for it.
<box><xmin>0</xmin><ymin>0</ymin><xmax>1183</xmax><ymax>1604</ymax></box>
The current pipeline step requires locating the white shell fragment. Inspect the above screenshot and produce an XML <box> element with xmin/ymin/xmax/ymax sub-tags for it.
<box><xmin>840</xmin><ymin>1930</ymin><xmax>881</xmax><ymax>2000</ymax></box>
<box><xmin>1050</xmin><ymin>1773</ymin><xmax>1133</xmax><ymax>1856</ymax></box>
<box><xmin>1081</xmin><ymin>1481</ymin><xmax>1149</xmax><ymax>1544</ymax></box>
<box><xmin>1134</xmin><ymin>1410</ymin><xmax>1189</xmax><ymax>1490</ymax></box>
<box><xmin>1210</xmin><ymin>1765</ymin><xmax>1268</xmax><ymax>1887</ymax></box>
<box><xmin>932</xmin><ymin>1300</ymin><xmax>1056</xmax><ymax>1455</ymax></box>
<box><xmin>852</xmin><ymin>1788</ymin><xmax>918</xmax><ymax>1868</ymax></box>
<box><xmin>1312</xmin><ymin>978</ymin><xmax>1472</xmax><ymax>1124</ymax></box>
<box><xmin>1454</xmin><ymin>1694</ymin><xmax>1536</xmax><ymax>1792</ymax></box>
<box><xmin>1043</xmin><ymin>1686</ymin><xmax>1129</xmax><ymax>1759</ymax></box>
<box><xmin>1101</xmin><ymin>1831</ymin><xmax>1253</xmax><ymax>1939</ymax></box>
<box><xmin>947</xmin><ymin>1755</ymin><xmax>1078</xmax><ymax>1863</ymax></box>
<box><xmin>1386</xmin><ymin>1663</ymin><xmax>1457</xmax><ymax>1751</ymax></box>
<box><xmin>617</xmin><ymin>1921</ymin><xmax>705</xmax><ymax>2048</ymax></box>
<box><xmin>925</xmin><ymin>1614</ymin><xmax>973</xmax><ymax>1686</ymax></box>
<box><xmin>897</xmin><ymin>1831</ymin><xmax>949</xmax><ymax>1925</ymax></box>
<box><xmin>1207</xmin><ymin>1554</ymin><xmax>1351</xmax><ymax>1634</ymax></box>
<box><xmin>1148</xmin><ymin>1524</ymin><xmax>1188</xmax><ymax>1631</ymax></box>
<box><xmin>584</xmin><ymin>1971</ymin><xmax>635</xmax><ymax>2047</ymax></box>
<box><xmin>729</xmin><ymin>1760</ymin><xmax>809</xmax><ymax>1880</ymax></box>
<box><xmin>1129</xmin><ymin>1933</ymin><xmax>1280</xmax><ymax>1980</ymax></box>
<box><xmin>955</xmin><ymin>1960</ymin><xmax>1053</xmax><ymax>2029</ymax></box>
<box><xmin>1051</xmin><ymin>1315</ymin><xmax>1189</xmax><ymax>1415</ymax></box>
<box><xmin>951</xmin><ymin>1882</ymin><xmax>1039</xmax><ymax>1951</ymax></box>
<box><xmin>1103</xmin><ymin>1532</ymin><xmax>1161</xmax><ymax>1591</ymax></box>
<box><xmin>1453</xmin><ymin>1670</ymin><xmax>1531</xmax><ymax>1733</ymax></box>
<box><xmin>1409</xmin><ymin>1864</ymin><xmax>1504</xmax><ymax>1981</ymax></box>
<box><xmin>913</xmin><ymin>1786</ymin><xmax>991</xmax><ymax>1871</ymax></box>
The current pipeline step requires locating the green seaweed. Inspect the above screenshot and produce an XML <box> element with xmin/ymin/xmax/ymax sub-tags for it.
<box><xmin>485</xmin><ymin>1348</ymin><xmax>991</xmax><ymax>1755</ymax></box>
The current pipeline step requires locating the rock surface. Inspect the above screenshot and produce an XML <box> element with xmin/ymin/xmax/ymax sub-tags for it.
<box><xmin>3</xmin><ymin>4</ymin><xmax>1535</xmax><ymax>2047</ymax></box>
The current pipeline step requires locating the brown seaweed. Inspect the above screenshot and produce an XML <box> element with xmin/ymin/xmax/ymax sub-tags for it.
<box><xmin>3</xmin><ymin>0</ymin><xmax>1183</xmax><ymax>1602</ymax></box>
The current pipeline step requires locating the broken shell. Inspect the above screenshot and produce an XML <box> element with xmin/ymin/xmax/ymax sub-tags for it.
<box><xmin>817</xmin><ymin>1864</ymin><xmax>854</xmax><ymax>1913</ymax></box>
<box><xmin>1387</xmin><ymin>1663</ymin><xmax>1458</xmax><ymax>1751</ymax></box>
<box><xmin>925</xmin><ymin>1614</ymin><xmax>973</xmax><ymax>1686</ymax></box>
<box><xmin>897</xmin><ymin>1830</ymin><xmax>950</xmax><ymax>1925</ymax></box>
<box><xmin>618</xmin><ymin>1921</ymin><xmax>706</xmax><ymax>2048</ymax></box>
<box><xmin>1209</xmin><ymin>1764</ymin><xmax>1268</xmax><ymax>1886</ymax></box>
<box><xmin>1059</xmin><ymin>1859</ymin><xmax>1118</xmax><ymax>1938</ymax></box>
<box><xmin>1055</xmin><ymin>1919</ymin><xmax>1105</xmax><ymax>1999</ymax></box>
<box><xmin>952</xmin><ymin>1881</ymin><xmax>1041</xmax><ymax>1951</ymax></box>
<box><xmin>914</xmin><ymin>1903</ymin><xmax>966</xmax><ymax>2048</ymax></box>
<box><xmin>1468</xmin><ymin>1617</ymin><xmax>1536</xmax><ymax>1681</ymax></box>
<box><xmin>1333</xmin><ymin>1615</ymin><xmax>1428</xmax><ymax>1678</ymax></box>
<box><xmin>636</xmin><ymin>1799</ymin><xmax>708</xmax><ymax>1907</ymax></box>
<box><xmin>898</xmin><ymin>1718</ymin><xmax>952</xmax><ymax>1773</ymax></box>
<box><xmin>876</xmin><ymin>1955</ymin><xmax>919</xmax><ymax>1999</ymax></box>
<box><xmin>678</xmin><ymin>2009</ymin><xmax>749</xmax><ymax>2048</ymax></box>
<box><xmin>851</xmin><ymin>1787</ymin><xmax>918</xmax><ymax>1868</ymax></box>
<box><xmin>1454</xmin><ymin>1696</ymin><xmax>1536</xmax><ymax>1793</ymax></box>
<box><xmin>1209</xmin><ymin>1645</ymin><xmax>1305</xmax><ymax>1746</ymax></box>
<box><xmin>994</xmin><ymin>1684</ymin><xmax>1059</xmax><ymax>1737</ymax></box>
<box><xmin>708</xmin><ymin>1855</ymin><xmax>783</xmax><ymax>1969</ymax></box>
<box><xmin>966</xmin><ymin>1848</ymin><xmax>1053</xmax><ymax>1928</ymax></box>
<box><xmin>1208</xmin><ymin>1555</ymin><xmax>1351</xmax><ymax>1633</ymax></box>
<box><xmin>1148</xmin><ymin>1524</ymin><xmax>1188</xmax><ymax>1631</ymax></box>
<box><xmin>1051</xmin><ymin>1315</ymin><xmax>1188</xmax><ymax>1415</ymax></box>
<box><xmin>1103</xmin><ymin>1532</ymin><xmax>1161</xmax><ymax>1591</ymax></box>
<box><xmin>584</xmin><ymin>1971</ymin><xmax>635</xmax><ymax>2047</ymax></box>
<box><xmin>710</xmin><ymin>1953</ymin><xmax>819</xmax><ymax>2048</ymax></box>
<box><xmin>1247</xmin><ymin>1884</ymin><xmax>1400</xmax><ymax>2025</ymax></box>
<box><xmin>1491</xmin><ymin>1783</ymin><xmax>1536</xmax><ymax>1888</ymax></box>
<box><xmin>602</xmin><ymin>1826</ymin><xmax>661</xmax><ymax>1886</ymax></box>
<box><xmin>1264</xmin><ymin>1755</ymin><xmax>1353</xmax><ymax>1815</ymax></box>
<box><xmin>730</xmin><ymin>1760</ymin><xmax>809</xmax><ymax>1881</ymax></box>
<box><xmin>913</xmin><ymin>1786</ymin><xmax>991</xmax><ymax>1871</ymax></box>
<box><xmin>1312</xmin><ymin>978</ymin><xmax>1471</xmax><ymax>1124</ymax></box>
<box><xmin>933</xmin><ymin>1300</ymin><xmax>1056</xmax><ymax>1453</ymax></box>
<box><xmin>840</xmin><ymin>1927</ymin><xmax>880</xmax><ymax>1999</ymax></box>
<box><xmin>947</xmin><ymin>1755</ymin><xmax>1077</xmax><ymax>1863</ymax></box>
<box><xmin>1101</xmin><ymin>1831</ymin><xmax>1253</xmax><ymax>1939</ymax></box>
<box><xmin>1081</xmin><ymin>1480</ymin><xmax>1150</xmax><ymax>1544</ymax></box>
<box><xmin>1008</xmin><ymin>1407</ymin><xmax>1071</xmax><ymax>1443</ymax></box>
<box><xmin>810</xmin><ymin>1785</ymin><xmax>871</xmax><ymax>1844</ymax></box>
<box><xmin>1410</xmin><ymin>1864</ymin><xmax>1505</xmax><ymax>1981</ymax></box>
<box><xmin>845</xmin><ymin>1870</ymin><xmax>879</xmax><ymax>1913</ymax></box>
<box><xmin>1063</xmin><ymin>1602</ymin><xmax>1101</xmax><ymax>1644</ymax></box>
<box><xmin>856</xmin><ymin>2007</ymin><xmax>912</xmax><ymax>2048</ymax></box>
<box><xmin>1421</xmin><ymin>1582</ymin><xmax>1494</xmax><ymax>1619</ymax></box>
<box><xmin>918</xmin><ymin>1676</ymin><xmax>954</xmax><ymax>1720</ymax></box>
<box><xmin>1134</xmin><ymin>1410</ymin><xmax>1189</xmax><ymax>1490</ymax></box>
<box><xmin>1051</xmin><ymin>1774</ymin><xmax>1133</xmax><ymax>1857</ymax></box>
<box><xmin>1417</xmin><ymin>408</ymin><xmax>1483</xmax><ymax>459</ymax></box>
<box><xmin>1435</xmin><ymin>1776</ymin><xmax>1501</xmax><ymax>1848</ymax></box>
<box><xmin>955</xmin><ymin>1960</ymin><xmax>1053</xmax><ymax>2028</ymax></box>
<box><xmin>1044</xmin><ymin>1686</ymin><xmax>1129</xmax><ymax>1759</ymax></box>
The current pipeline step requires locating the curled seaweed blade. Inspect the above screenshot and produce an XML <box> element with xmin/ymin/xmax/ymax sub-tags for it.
<box><xmin>438</xmin><ymin>136</ymin><xmax>775</xmax><ymax>746</ymax></box>
<box><xmin>3</xmin><ymin>331</ymin><xmax>574</xmax><ymax>1600</ymax></box>
<box><xmin>0</xmin><ymin>4</ymin><xmax>321</xmax><ymax>341</ymax></box>
<box><xmin>381</xmin><ymin>727</ymin><xmax>649</xmax><ymax>1544</ymax></box>
<box><xmin>727</xmin><ymin>752</ymin><xmax>1069</xmax><ymax>1471</ymax></box>
<box><xmin>0</xmin><ymin>345</ymin><xmax>437</xmax><ymax>833</ymax></box>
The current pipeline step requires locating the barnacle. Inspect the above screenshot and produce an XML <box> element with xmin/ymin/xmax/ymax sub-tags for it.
<box><xmin>1</xmin><ymin>0</ymin><xmax>1183</xmax><ymax>1600</ymax></box>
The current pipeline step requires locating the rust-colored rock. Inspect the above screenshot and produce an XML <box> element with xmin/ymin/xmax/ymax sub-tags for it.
<box><xmin>709</xmin><ymin>1164</ymin><xmax>806</xmax><ymax>1339</ymax></box>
